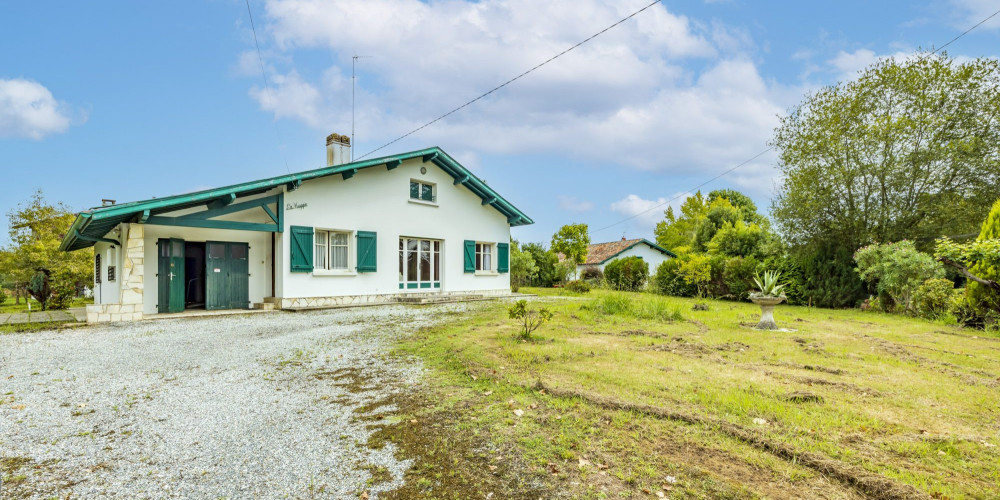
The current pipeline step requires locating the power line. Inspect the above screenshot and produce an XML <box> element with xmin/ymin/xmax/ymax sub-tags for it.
<box><xmin>355</xmin><ymin>0</ymin><xmax>665</xmax><ymax>161</ymax></box>
<box><xmin>590</xmin><ymin>5</ymin><xmax>1000</xmax><ymax>235</ymax></box>
<box><xmin>245</xmin><ymin>0</ymin><xmax>291</xmax><ymax>174</ymax></box>
<box><xmin>592</xmin><ymin>146</ymin><xmax>774</xmax><ymax>233</ymax></box>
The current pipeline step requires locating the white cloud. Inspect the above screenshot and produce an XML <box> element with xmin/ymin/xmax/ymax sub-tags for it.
<box><xmin>611</xmin><ymin>194</ymin><xmax>683</xmax><ymax>231</ymax></box>
<box><xmin>240</xmin><ymin>0</ymin><xmax>802</xmax><ymax>207</ymax></box>
<box><xmin>828</xmin><ymin>48</ymin><xmax>878</xmax><ymax>81</ymax></box>
<box><xmin>558</xmin><ymin>195</ymin><xmax>594</xmax><ymax>212</ymax></box>
<box><xmin>0</xmin><ymin>78</ymin><xmax>76</xmax><ymax>140</ymax></box>
<box><xmin>949</xmin><ymin>0</ymin><xmax>1000</xmax><ymax>30</ymax></box>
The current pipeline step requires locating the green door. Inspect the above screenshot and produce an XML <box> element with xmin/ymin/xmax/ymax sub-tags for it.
<box><xmin>205</xmin><ymin>241</ymin><xmax>250</xmax><ymax>311</ymax></box>
<box><xmin>157</xmin><ymin>238</ymin><xmax>186</xmax><ymax>313</ymax></box>
<box><xmin>228</xmin><ymin>243</ymin><xmax>249</xmax><ymax>310</ymax></box>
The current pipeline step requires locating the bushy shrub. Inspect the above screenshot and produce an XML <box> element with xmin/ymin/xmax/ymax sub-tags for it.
<box><xmin>509</xmin><ymin>243</ymin><xmax>538</xmax><ymax>293</ymax></box>
<box><xmin>797</xmin><ymin>243</ymin><xmax>865</xmax><ymax>308</ymax></box>
<box><xmin>967</xmin><ymin>199</ymin><xmax>1000</xmax><ymax>313</ymax></box>
<box><xmin>0</xmin><ymin>286</ymin><xmax>7</xmax><ymax>307</ymax></box>
<box><xmin>580</xmin><ymin>266</ymin><xmax>604</xmax><ymax>284</ymax></box>
<box><xmin>653</xmin><ymin>259</ymin><xmax>697</xmax><ymax>297</ymax></box>
<box><xmin>564</xmin><ymin>280</ymin><xmax>591</xmax><ymax>293</ymax></box>
<box><xmin>604</xmin><ymin>256</ymin><xmax>649</xmax><ymax>292</ymax></box>
<box><xmin>855</xmin><ymin>240</ymin><xmax>944</xmax><ymax>314</ymax></box>
<box><xmin>913</xmin><ymin>278</ymin><xmax>956</xmax><ymax>319</ymax></box>
<box><xmin>722</xmin><ymin>256</ymin><xmax>758</xmax><ymax>300</ymax></box>
<box><xmin>676</xmin><ymin>254</ymin><xmax>712</xmax><ymax>297</ymax></box>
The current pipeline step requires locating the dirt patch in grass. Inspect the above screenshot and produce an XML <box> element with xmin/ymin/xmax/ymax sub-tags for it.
<box><xmin>530</xmin><ymin>381</ymin><xmax>930</xmax><ymax>500</ymax></box>
<box><xmin>765</xmin><ymin>371</ymin><xmax>884</xmax><ymax>397</ymax></box>
<box><xmin>366</xmin><ymin>391</ymin><xmax>553</xmax><ymax>500</ymax></box>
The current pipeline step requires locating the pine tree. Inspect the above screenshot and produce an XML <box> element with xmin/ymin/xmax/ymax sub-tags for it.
<box><xmin>967</xmin><ymin>199</ymin><xmax>1000</xmax><ymax>311</ymax></box>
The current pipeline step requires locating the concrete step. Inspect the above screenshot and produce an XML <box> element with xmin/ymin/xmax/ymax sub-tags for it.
<box><xmin>394</xmin><ymin>294</ymin><xmax>484</xmax><ymax>305</ymax></box>
<box><xmin>253</xmin><ymin>302</ymin><xmax>276</xmax><ymax>310</ymax></box>
<box><xmin>262</xmin><ymin>297</ymin><xmax>280</xmax><ymax>304</ymax></box>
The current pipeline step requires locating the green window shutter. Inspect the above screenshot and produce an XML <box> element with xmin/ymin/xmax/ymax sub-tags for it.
<box><xmin>497</xmin><ymin>243</ymin><xmax>509</xmax><ymax>273</ymax></box>
<box><xmin>357</xmin><ymin>231</ymin><xmax>377</xmax><ymax>272</ymax></box>
<box><xmin>410</xmin><ymin>181</ymin><xmax>419</xmax><ymax>199</ymax></box>
<box><xmin>290</xmin><ymin>226</ymin><xmax>314</xmax><ymax>272</ymax></box>
<box><xmin>464</xmin><ymin>240</ymin><xmax>476</xmax><ymax>273</ymax></box>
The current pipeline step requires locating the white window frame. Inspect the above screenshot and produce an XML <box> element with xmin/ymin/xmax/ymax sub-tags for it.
<box><xmin>399</xmin><ymin>237</ymin><xmax>442</xmax><ymax>290</ymax></box>
<box><xmin>475</xmin><ymin>242</ymin><xmax>495</xmax><ymax>273</ymax></box>
<box><xmin>409</xmin><ymin>179</ymin><xmax>437</xmax><ymax>206</ymax></box>
<box><xmin>314</xmin><ymin>229</ymin><xmax>354</xmax><ymax>274</ymax></box>
<box><xmin>107</xmin><ymin>246</ymin><xmax>117</xmax><ymax>282</ymax></box>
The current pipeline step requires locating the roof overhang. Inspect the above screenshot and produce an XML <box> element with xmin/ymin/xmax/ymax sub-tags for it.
<box><xmin>60</xmin><ymin>147</ymin><xmax>534</xmax><ymax>252</ymax></box>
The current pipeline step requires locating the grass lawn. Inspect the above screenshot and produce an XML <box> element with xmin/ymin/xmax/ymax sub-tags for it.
<box><xmin>0</xmin><ymin>296</ymin><xmax>91</xmax><ymax>314</ymax></box>
<box><xmin>377</xmin><ymin>287</ymin><xmax>999</xmax><ymax>499</ymax></box>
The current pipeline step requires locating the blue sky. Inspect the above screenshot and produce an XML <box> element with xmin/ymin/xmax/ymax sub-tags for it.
<box><xmin>2</xmin><ymin>0</ymin><xmax>998</xmax><ymax>247</ymax></box>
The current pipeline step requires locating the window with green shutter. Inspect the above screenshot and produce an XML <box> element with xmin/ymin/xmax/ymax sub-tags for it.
<box><xmin>290</xmin><ymin>225</ymin><xmax>314</xmax><ymax>272</ymax></box>
<box><xmin>357</xmin><ymin>231</ymin><xmax>377</xmax><ymax>272</ymax></box>
<box><xmin>497</xmin><ymin>243</ymin><xmax>509</xmax><ymax>273</ymax></box>
<box><xmin>463</xmin><ymin>240</ymin><xmax>476</xmax><ymax>273</ymax></box>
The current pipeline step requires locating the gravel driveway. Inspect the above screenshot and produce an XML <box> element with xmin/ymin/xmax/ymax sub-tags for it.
<box><xmin>1</xmin><ymin>304</ymin><xmax>467</xmax><ymax>499</ymax></box>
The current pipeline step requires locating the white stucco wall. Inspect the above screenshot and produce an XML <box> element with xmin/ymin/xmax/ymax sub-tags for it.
<box><xmin>579</xmin><ymin>242</ymin><xmax>671</xmax><ymax>276</ymax></box>
<box><xmin>280</xmin><ymin>157</ymin><xmax>511</xmax><ymax>298</ymax></box>
<box><xmin>92</xmin><ymin>241</ymin><xmax>121</xmax><ymax>304</ymax></box>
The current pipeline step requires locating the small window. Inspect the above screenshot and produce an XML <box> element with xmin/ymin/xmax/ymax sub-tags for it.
<box><xmin>475</xmin><ymin>243</ymin><xmax>493</xmax><ymax>271</ymax></box>
<box><xmin>409</xmin><ymin>180</ymin><xmax>435</xmax><ymax>202</ymax></box>
<box><xmin>107</xmin><ymin>247</ymin><xmax>117</xmax><ymax>282</ymax></box>
<box><xmin>208</xmin><ymin>243</ymin><xmax>225</xmax><ymax>259</ymax></box>
<box><xmin>231</xmin><ymin>245</ymin><xmax>247</xmax><ymax>260</ymax></box>
<box><xmin>314</xmin><ymin>229</ymin><xmax>351</xmax><ymax>271</ymax></box>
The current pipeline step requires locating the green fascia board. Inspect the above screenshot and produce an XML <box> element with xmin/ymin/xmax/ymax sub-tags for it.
<box><xmin>60</xmin><ymin>146</ymin><xmax>533</xmax><ymax>252</ymax></box>
<box><xmin>596</xmin><ymin>239</ymin><xmax>678</xmax><ymax>265</ymax></box>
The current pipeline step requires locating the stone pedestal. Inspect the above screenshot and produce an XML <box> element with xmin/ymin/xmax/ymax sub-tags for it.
<box><xmin>750</xmin><ymin>296</ymin><xmax>785</xmax><ymax>330</ymax></box>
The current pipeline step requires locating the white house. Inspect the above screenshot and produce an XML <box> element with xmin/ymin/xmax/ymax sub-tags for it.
<box><xmin>577</xmin><ymin>238</ymin><xmax>675</xmax><ymax>277</ymax></box>
<box><xmin>60</xmin><ymin>134</ymin><xmax>533</xmax><ymax>323</ymax></box>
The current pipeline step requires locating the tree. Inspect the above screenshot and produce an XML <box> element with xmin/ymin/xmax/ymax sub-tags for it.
<box><xmin>693</xmin><ymin>197</ymin><xmax>742</xmax><ymax>251</ymax></box>
<box><xmin>522</xmin><ymin>242</ymin><xmax>560</xmax><ymax>287</ymax></box>
<box><xmin>655</xmin><ymin>191</ymin><xmax>706</xmax><ymax>252</ymax></box>
<box><xmin>509</xmin><ymin>241</ymin><xmax>538</xmax><ymax>293</ymax></box>
<box><xmin>551</xmin><ymin>223</ymin><xmax>589</xmax><ymax>276</ymax></box>
<box><xmin>771</xmin><ymin>54</ymin><xmax>1000</xmax><ymax>252</ymax></box>
<box><xmin>0</xmin><ymin>191</ymin><xmax>93</xmax><ymax>310</ymax></box>
<box><xmin>854</xmin><ymin>240</ymin><xmax>944</xmax><ymax>314</ymax></box>
<box><xmin>707</xmin><ymin>189</ymin><xmax>767</xmax><ymax>227</ymax></box>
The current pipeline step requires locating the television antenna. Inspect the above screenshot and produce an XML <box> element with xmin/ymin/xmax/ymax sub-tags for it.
<box><xmin>352</xmin><ymin>55</ymin><xmax>372</xmax><ymax>162</ymax></box>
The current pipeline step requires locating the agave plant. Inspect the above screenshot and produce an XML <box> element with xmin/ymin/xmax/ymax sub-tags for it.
<box><xmin>751</xmin><ymin>270</ymin><xmax>786</xmax><ymax>298</ymax></box>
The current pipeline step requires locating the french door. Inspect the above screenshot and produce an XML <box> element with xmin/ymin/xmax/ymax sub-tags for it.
<box><xmin>399</xmin><ymin>238</ymin><xmax>441</xmax><ymax>290</ymax></box>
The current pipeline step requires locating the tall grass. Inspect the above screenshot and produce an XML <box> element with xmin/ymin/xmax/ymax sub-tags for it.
<box><xmin>587</xmin><ymin>292</ymin><xmax>684</xmax><ymax>321</ymax></box>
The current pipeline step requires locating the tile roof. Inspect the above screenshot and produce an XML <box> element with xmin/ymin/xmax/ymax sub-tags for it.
<box><xmin>582</xmin><ymin>239</ymin><xmax>645</xmax><ymax>265</ymax></box>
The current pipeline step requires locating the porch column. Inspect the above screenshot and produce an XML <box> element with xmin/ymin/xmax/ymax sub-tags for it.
<box><xmin>119</xmin><ymin>224</ymin><xmax>145</xmax><ymax>320</ymax></box>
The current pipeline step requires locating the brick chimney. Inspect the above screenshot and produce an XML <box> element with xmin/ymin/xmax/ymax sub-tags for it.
<box><xmin>326</xmin><ymin>133</ymin><xmax>351</xmax><ymax>166</ymax></box>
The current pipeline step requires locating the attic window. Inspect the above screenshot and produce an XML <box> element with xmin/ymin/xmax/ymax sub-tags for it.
<box><xmin>409</xmin><ymin>180</ymin><xmax>435</xmax><ymax>202</ymax></box>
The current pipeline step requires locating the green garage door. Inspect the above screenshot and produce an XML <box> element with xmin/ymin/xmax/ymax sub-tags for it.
<box><xmin>206</xmin><ymin>241</ymin><xmax>250</xmax><ymax>311</ymax></box>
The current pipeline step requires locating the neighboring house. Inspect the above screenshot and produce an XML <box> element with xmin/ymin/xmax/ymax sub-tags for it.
<box><xmin>577</xmin><ymin>238</ymin><xmax>675</xmax><ymax>277</ymax></box>
<box><xmin>59</xmin><ymin>134</ymin><xmax>533</xmax><ymax>323</ymax></box>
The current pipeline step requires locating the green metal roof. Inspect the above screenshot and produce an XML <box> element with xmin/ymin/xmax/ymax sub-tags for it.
<box><xmin>60</xmin><ymin>147</ymin><xmax>534</xmax><ymax>252</ymax></box>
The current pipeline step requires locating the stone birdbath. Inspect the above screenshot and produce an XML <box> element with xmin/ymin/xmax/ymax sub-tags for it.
<box><xmin>749</xmin><ymin>270</ymin><xmax>787</xmax><ymax>330</ymax></box>
<box><xmin>750</xmin><ymin>295</ymin><xmax>785</xmax><ymax>330</ymax></box>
